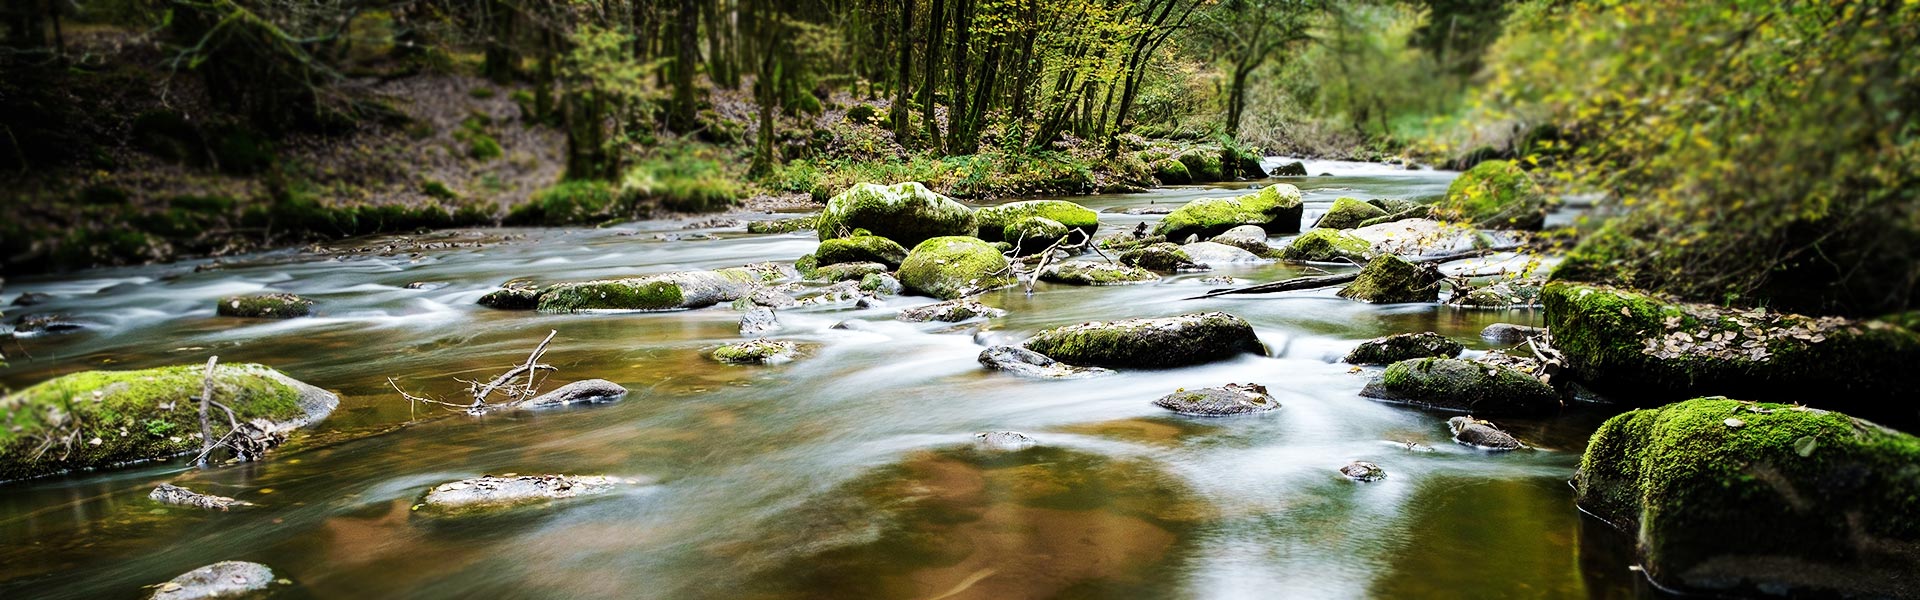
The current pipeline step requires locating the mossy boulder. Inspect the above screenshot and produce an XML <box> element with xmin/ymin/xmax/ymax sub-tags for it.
<box><xmin>811</xmin><ymin>261</ymin><xmax>888</xmax><ymax>282</ymax></box>
<box><xmin>1176</xmin><ymin>150</ymin><xmax>1225</xmax><ymax>182</ymax></box>
<box><xmin>713</xmin><ymin>339</ymin><xmax>797</xmax><ymax>364</ymax></box>
<box><xmin>858</xmin><ymin>272</ymin><xmax>902</xmax><ymax>295</ymax></box>
<box><xmin>1359</xmin><ymin>357</ymin><xmax>1561</xmax><ymax>416</ymax></box>
<box><xmin>1573</xmin><ymin>398</ymin><xmax>1920</xmax><ymax>597</ymax></box>
<box><xmin>1272</xmin><ymin>160</ymin><xmax>1308</xmax><ymax>177</ymax></box>
<box><xmin>1002</xmin><ymin>216</ymin><xmax>1071</xmax><ymax>255</ymax></box>
<box><xmin>1120</xmin><ymin>242</ymin><xmax>1206</xmax><ymax>272</ymax></box>
<box><xmin>897</xmin><ymin>236</ymin><xmax>1014</xmax><ymax>299</ymax></box>
<box><xmin>1434</xmin><ymin>160</ymin><xmax>1547</xmax><ymax>230</ymax></box>
<box><xmin>1039</xmin><ymin>261</ymin><xmax>1160</xmax><ymax>286</ymax></box>
<box><xmin>536</xmin><ymin>270</ymin><xmax>747</xmax><ymax>312</ymax></box>
<box><xmin>1338</xmin><ymin>255</ymin><xmax>1441</xmax><ymax>303</ymax></box>
<box><xmin>1023</xmin><ymin>311</ymin><xmax>1264</xmax><ymax>369</ymax></box>
<box><xmin>1344</xmin><ymin>332</ymin><xmax>1464</xmax><ymax>365</ymax></box>
<box><xmin>815</xmin><ymin>235</ymin><xmax>908</xmax><ymax>269</ymax></box>
<box><xmin>1540</xmin><ymin>282</ymin><xmax>1920</xmax><ymax>420</ymax></box>
<box><xmin>216</xmin><ymin>293</ymin><xmax>313</xmax><ymax>318</ymax></box>
<box><xmin>477</xmin><ymin>283</ymin><xmax>541</xmax><ymax>310</ymax></box>
<box><xmin>1280</xmin><ymin>228</ymin><xmax>1374</xmax><ymax>263</ymax></box>
<box><xmin>1314</xmin><ymin>197</ymin><xmax>1389</xmax><ymax>229</ymax></box>
<box><xmin>897</xmin><ymin>298</ymin><xmax>1005</xmax><ymax>323</ymax></box>
<box><xmin>1152</xmin><ymin>158</ymin><xmax>1192</xmax><ymax>184</ymax></box>
<box><xmin>1</xmin><ymin>363</ymin><xmax>338</xmax><ymax>481</ymax></box>
<box><xmin>1154</xmin><ymin>184</ymin><xmax>1304</xmax><ymax>242</ymax></box>
<box><xmin>974</xmin><ymin>200</ymin><xmax>1099</xmax><ymax>242</ymax></box>
<box><xmin>1448</xmin><ymin>416</ymin><xmax>1525</xmax><ymax>450</ymax></box>
<box><xmin>815</xmin><ymin>182</ymin><xmax>976</xmax><ymax>247</ymax></box>
<box><xmin>747</xmin><ymin>215</ymin><xmax>818</xmax><ymax>234</ymax></box>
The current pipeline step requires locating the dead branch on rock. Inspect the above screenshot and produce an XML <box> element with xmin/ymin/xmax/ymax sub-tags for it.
<box><xmin>1006</xmin><ymin>229</ymin><xmax>1093</xmax><ymax>295</ymax></box>
<box><xmin>388</xmin><ymin>330</ymin><xmax>560</xmax><ymax>417</ymax></box>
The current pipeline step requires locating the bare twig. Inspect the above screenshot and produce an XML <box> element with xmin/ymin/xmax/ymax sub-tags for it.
<box><xmin>196</xmin><ymin>356</ymin><xmax>218</xmax><ymax>466</ymax></box>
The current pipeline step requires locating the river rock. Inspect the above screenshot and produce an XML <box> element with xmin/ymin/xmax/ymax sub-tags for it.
<box><xmin>1339</xmin><ymin>461</ymin><xmax>1386</xmax><ymax>482</ymax></box>
<box><xmin>1344</xmin><ymin>332</ymin><xmax>1464</xmax><ymax>365</ymax></box>
<box><xmin>11</xmin><ymin>292</ymin><xmax>52</xmax><ymax>306</ymax></box>
<box><xmin>1356</xmin><ymin>205</ymin><xmax>1433</xmax><ymax>229</ymax></box>
<box><xmin>149</xmin><ymin>483</ymin><xmax>255</xmax><ymax>511</ymax></box>
<box><xmin>738</xmin><ymin>307</ymin><xmax>780</xmax><ymax>336</ymax></box>
<box><xmin>508</xmin><ymin>379</ymin><xmax>628</xmax><ymax>410</ymax></box>
<box><xmin>1153</xmin><ymin>383</ymin><xmax>1280</xmax><ymax>416</ymax></box>
<box><xmin>1181</xmin><ymin>241</ymin><xmax>1263</xmax><ymax>265</ymax></box>
<box><xmin>150</xmin><ymin>561</ymin><xmax>278</xmax><ymax>600</ymax></box>
<box><xmin>1338</xmin><ymin>255</ymin><xmax>1442</xmax><ymax>303</ymax></box>
<box><xmin>417</xmin><ymin>474</ymin><xmax>630</xmax><ymax>515</ymax></box>
<box><xmin>973</xmin><ymin>431</ymin><xmax>1039</xmax><ymax>451</ymax></box>
<box><xmin>478</xmin><ymin>282</ymin><xmax>541</xmax><ymax>310</ymax></box>
<box><xmin>10</xmin><ymin>313</ymin><xmax>84</xmax><ymax>335</ymax></box>
<box><xmin>1315</xmin><ymin>197</ymin><xmax>1388</xmax><ymax>229</ymax></box>
<box><xmin>0</xmin><ymin>363</ymin><xmax>338</xmax><ymax>481</ymax></box>
<box><xmin>748</xmin><ymin>288</ymin><xmax>798</xmax><ymax>308</ymax></box>
<box><xmin>713</xmin><ymin>339</ymin><xmax>797</xmax><ymax>364</ymax></box>
<box><xmin>1360</xmin><ymin>357</ymin><xmax>1561</xmax><ymax>416</ymax></box>
<box><xmin>1541</xmin><ymin>282</ymin><xmax>1920</xmax><ymax>417</ymax></box>
<box><xmin>539</xmin><ymin>270</ymin><xmax>751</xmax><ymax>312</ymax></box>
<box><xmin>898</xmin><ymin>298</ymin><xmax>1005</xmax><ymax>323</ymax></box>
<box><xmin>1447</xmin><ymin>416</ymin><xmax>1524</xmax><ymax>450</ymax></box>
<box><xmin>1572</xmin><ymin>398</ymin><xmax>1920</xmax><ymax>597</ymax></box>
<box><xmin>1023</xmin><ymin>311</ymin><xmax>1264</xmax><ymax>369</ymax></box>
<box><xmin>815</xmin><ymin>235</ymin><xmax>908</xmax><ymax>269</ymax></box>
<box><xmin>1120</xmin><ymin>242</ymin><xmax>1206</xmax><ymax>272</ymax></box>
<box><xmin>1154</xmin><ymin>185</ymin><xmax>1304</xmax><ymax>242</ymax></box>
<box><xmin>1123</xmin><ymin>205</ymin><xmax>1178</xmax><ymax>215</ymax></box>
<box><xmin>815</xmin><ymin>182</ymin><xmax>975</xmax><ymax>247</ymax></box>
<box><xmin>1454</xmin><ymin>277</ymin><xmax>1544</xmax><ymax>308</ymax></box>
<box><xmin>747</xmin><ymin>215</ymin><xmax>818</xmax><ymax>234</ymax></box>
<box><xmin>1038</xmin><ymin>261</ymin><xmax>1159</xmax><ymax>286</ymax></box>
<box><xmin>1272</xmin><ymin>160</ymin><xmax>1308</xmax><ymax>177</ymax></box>
<box><xmin>1434</xmin><ymin>160</ymin><xmax>1548</xmax><ymax>230</ymax></box>
<box><xmin>797</xmin><ymin>280</ymin><xmax>861</xmax><ymax>306</ymax></box>
<box><xmin>897</xmin><ymin>236</ymin><xmax>1013</xmax><ymax>299</ymax></box>
<box><xmin>1003</xmin><ymin>216</ymin><xmax>1071</xmax><ymax>255</ymax></box>
<box><xmin>814</xmin><ymin>261</ymin><xmax>889</xmax><ymax>282</ymax></box>
<box><xmin>857</xmin><ymin>273</ymin><xmax>902</xmax><ymax>296</ymax></box>
<box><xmin>975</xmin><ymin>200</ymin><xmax>1099</xmax><ymax>242</ymax></box>
<box><xmin>1208</xmin><ymin>225</ymin><xmax>1273</xmax><ymax>256</ymax></box>
<box><xmin>977</xmin><ymin>345</ymin><xmax>1113</xmax><ymax>379</ymax></box>
<box><xmin>216</xmin><ymin>293</ymin><xmax>312</xmax><ymax>318</ymax></box>
<box><xmin>1481</xmin><ymin>323</ymin><xmax>1547</xmax><ymax>345</ymax></box>
<box><xmin>1280</xmin><ymin>228</ymin><xmax>1374</xmax><ymax>263</ymax></box>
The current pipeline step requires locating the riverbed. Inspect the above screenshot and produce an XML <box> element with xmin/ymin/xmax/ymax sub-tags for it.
<box><xmin>0</xmin><ymin>159</ymin><xmax>1656</xmax><ymax>599</ymax></box>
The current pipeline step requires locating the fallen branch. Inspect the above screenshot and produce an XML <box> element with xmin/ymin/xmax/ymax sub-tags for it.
<box><xmin>388</xmin><ymin>330</ymin><xmax>562</xmax><ymax>417</ymax></box>
<box><xmin>196</xmin><ymin>356</ymin><xmax>218</xmax><ymax>466</ymax></box>
<box><xmin>1183</xmin><ymin>246</ymin><xmax>1521</xmax><ymax>300</ymax></box>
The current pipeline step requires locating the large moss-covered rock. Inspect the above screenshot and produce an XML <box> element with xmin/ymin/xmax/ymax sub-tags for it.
<box><xmin>974</xmin><ymin>200</ymin><xmax>1099</xmax><ymax>242</ymax></box>
<box><xmin>815</xmin><ymin>235</ymin><xmax>908</xmax><ymax>268</ymax></box>
<box><xmin>1023</xmin><ymin>312</ymin><xmax>1264</xmax><ymax>368</ymax></box>
<box><xmin>1434</xmin><ymin>160</ymin><xmax>1547</xmax><ymax>230</ymax></box>
<box><xmin>1315</xmin><ymin>197</ymin><xmax>1388</xmax><ymax>230</ymax></box>
<box><xmin>536</xmin><ymin>270</ymin><xmax>748</xmax><ymax>312</ymax></box>
<box><xmin>1541</xmin><ymin>282</ymin><xmax>1920</xmax><ymax>418</ymax></box>
<box><xmin>1359</xmin><ymin>357</ymin><xmax>1561</xmax><ymax>416</ymax></box>
<box><xmin>896</xmin><ymin>236</ymin><xmax>1013</xmax><ymax>300</ymax></box>
<box><xmin>478</xmin><ymin>283</ymin><xmax>541</xmax><ymax>310</ymax></box>
<box><xmin>1573</xmin><ymin>398</ymin><xmax>1920</xmax><ymax>597</ymax></box>
<box><xmin>815</xmin><ymin>182</ymin><xmax>976</xmax><ymax>247</ymax></box>
<box><xmin>1</xmin><ymin>363</ymin><xmax>338</xmax><ymax>481</ymax></box>
<box><xmin>216</xmin><ymin>293</ymin><xmax>312</xmax><ymax>318</ymax></box>
<box><xmin>713</xmin><ymin>339</ymin><xmax>798</xmax><ymax>364</ymax></box>
<box><xmin>1152</xmin><ymin>158</ymin><xmax>1192</xmax><ymax>184</ymax></box>
<box><xmin>1039</xmin><ymin>261</ymin><xmax>1160</xmax><ymax>286</ymax></box>
<box><xmin>746</xmin><ymin>215</ymin><xmax>817</xmax><ymax>234</ymax></box>
<box><xmin>1272</xmin><ymin>160</ymin><xmax>1308</xmax><ymax>177</ymax></box>
<box><xmin>1177</xmin><ymin>150</ymin><xmax>1225</xmax><ymax>182</ymax></box>
<box><xmin>1003</xmin><ymin>217</ymin><xmax>1070</xmax><ymax>255</ymax></box>
<box><xmin>1119</xmin><ymin>242</ymin><xmax>1206</xmax><ymax>272</ymax></box>
<box><xmin>1280</xmin><ymin>228</ymin><xmax>1374</xmax><ymax>263</ymax></box>
<box><xmin>1154</xmin><ymin>185</ymin><xmax>1305</xmax><ymax>241</ymax></box>
<box><xmin>814</xmin><ymin>262</ymin><xmax>890</xmax><ymax>282</ymax></box>
<box><xmin>1338</xmin><ymin>255</ymin><xmax>1441</xmax><ymax>303</ymax></box>
<box><xmin>1344</xmin><ymin>332</ymin><xmax>1463</xmax><ymax>365</ymax></box>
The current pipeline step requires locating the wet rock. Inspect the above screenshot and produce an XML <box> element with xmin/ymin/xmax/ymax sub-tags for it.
<box><xmin>1272</xmin><ymin>160</ymin><xmax>1308</xmax><ymax>177</ymax></box>
<box><xmin>216</xmin><ymin>293</ymin><xmax>313</xmax><ymax>318</ymax></box>
<box><xmin>0</xmin><ymin>363</ymin><xmax>338</xmax><ymax>481</ymax></box>
<box><xmin>740</xmin><ymin>307</ymin><xmax>780</xmax><ymax>336</ymax></box>
<box><xmin>1280</xmin><ymin>228</ymin><xmax>1374</xmax><ymax>263</ymax></box>
<box><xmin>1201</xmin><ymin>276</ymin><xmax>1237</xmax><ymax>285</ymax></box>
<box><xmin>1002</xmin><ymin>216</ymin><xmax>1071</xmax><ymax>255</ymax></box>
<box><xmin>150</xmin><ymin>561</ymin><xmax>278</xmax><ymax>600</ymax></box>
<box><xmin>814</xmin><ymin>261</ymin><xmax>889</xmax><ymax>282</ymax></box>
<box><xmin>10</xmin><ymin>313</ymin><xmax>84</xmax><ymax>335</ymax></box>
<box><xmin>1453</xmin><ymin>278</ymin><xmax>1544</xmax><ymax>308</ymax></box>
<box><xmin>513</xmin><ymin>379</ymin><xmax>629</xmax><ymax>409</ymax></box>
<box><xmin>1180</xmin><ymin>241</ymin><xmax>1264</xmax><ymax>265</ymax></box>
<box><xmin>797</xmin><ymin>280</ymin><xmax>862</xmax><ymax>306</ymax></box>
<box><xmin>1434</xmin><ymin>160</ymin><xmax>1548</xmax><ymax>230</ymax></box>
<box><xmin>1360</xmin><ymin>357</ymin><xmax>1561</xmax><ymax>416</ymax></box>
<box><xmin>713</xmin><ymin>339</ymin><xmax>797</xmax><ymax>364</ymax></box>
<box><xmin>536</xmin><ymin>270</ymin><xmax>746</xmax><ymax>312</ymax></box>
<box><xmin>898</xmin><ymin>298</ymin><xmax>1005</xmax><ymax>323</ymax></box>
<box><xmin>683</xmin><ymin>216</ymin><xmax>743</xmax><ymax>229</ymax></box>
<box><xmin>1122</xmin><ymin>205</ymin><xmax>1177</xmax><ymax>215</ymax></box>
<box><xmin>747</xmin><ymin>215</ymin><xmax>817</xmax><ymax>234</ymax></box>
<box><xmin>1038</xmin><ymin>261</ymin><xmax>1159</xmax><ymax>286</ymax></box>
<box><xmin>403</xmin><ymin>281</ymin><xmax>445</xmax><ymax>291</ymax></box>
<box><xmin>857</xmin><ymin>273</ymin><xmax>902</xmax><ymax>296</ymax></box>
<box><xmin>897</xmin><ymin>236</ymin><xmax>1013</xmax><ymax>299</ymax></box>
<box><xmin>149</xmin><ymin>483</ymin><xmax>254</xmax><ymax>511</ymax></box>
<box><xmin>1338</xmin><ymin>255</ymin><xmax>1442</xmax><ymax>303</ymax></box>
<box><xmin>975</xmin><ymin>200</ymin><xmax>1099</xmax><ymax>242</ymax></box>
<box><xmin>716</xmin><ymin>262</ymin><xmax>799</xmax><ymax>285</ymax></box>
<box><xmin>12</xmin><ymin>292</ymin><xmax>53</xmax><ymax>306</ymax></box>
<box><xmin>1208</xmin><ymin>225</ymin><xmax>1273</xmax><ymax>256</ymax></box>
<box><xmin>977</xmin><ymin>345</ymin><xmax>1113</xmax><ymax>379</ymax></box>
<box><xmin>1023</xmin><ymin>311</ymin><xmax>1264</xmax><ymax>369</ymax></box>
<box><xmin>1447</xmin><ymin>416</ymin><xmax>1523</xmax><ymax>450</ymax></box>
<box><xmin>748</xmin><ymin>288</ymin><xmax>798</xmax><ymax>308</ymax></box>
<box><xmin>477</xmin><ymin>282</ymin><xmax>541</xmax><ymax>310</ymax></box>
<box><xmin>815</xmin><ymin>235</ymin><xmax>908</xmax><ymax>269</ymax></box>
<box><xmin>973</xmin><ymin>431</ymin><xmax>1039</xmax><ymax>451</ymax></box>
<box><xmin>1339</xmin><ymin>461</ymin><xmax>1386</xmax><ymax>482</ymax></box>
<box><xmin>1314</xmin><ymin>197</ymin><xmax>1388</xmax><ymax>229</ymax></box>
<box><xmin>1153</xmin><ymin>383</ymin><xmax>1280</xmax><ymax>416</ymax></box>
<box><xmin>1481</xmin><ymin>323</ymin><xmax>1547</xmax><ymax>345</ymax></box>
<box><xmin>1120</xmin><ymin>242</ymin><xmax>1207</xmax><ymax>273</ymax></box>
<box><xmin>1573</xmin><ymin>398</ymin><xmax>1920</xmax><ymax>597</ymax></box>
<box><xmin>1355</xmin><ymin>205</ymin><xmax>1433</xmax><ymax>229</ymax></box>
<box><xmin>1349</xmin><ymin>218</ymin><xmax>1497</xmax><ymax>258</ymax></box>
<box><xmin>417</xmin><ymin>474</ymin><xmax>630</xmax><ymax>515</ymax></box>
<box><xmin>815</xmin><ymin>182</ymin><xmax>976</xmax><ymax>247</ymax></box>
<box><xmin>1344</xmin><ymin>332</ymin><xmax>1464</xmax><ymax>365</ymax></box>
<box><xmin>1154</xmin><ymin>184</ymin><xmax>1304</xmax><ymax>241</ymax></box>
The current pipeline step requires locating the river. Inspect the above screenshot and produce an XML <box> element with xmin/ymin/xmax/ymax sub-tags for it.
<box><xmin>0</xmin><ymin>159</ymin><xmax>1656</xmax><ymax>599</ymax></box>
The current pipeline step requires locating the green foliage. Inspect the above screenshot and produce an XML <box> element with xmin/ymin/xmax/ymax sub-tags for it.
<box><xmin>508</xmin><ymin>180</ymin><xmax>622</xmax><ymax>226</ymax></box>
<box><xmin>619</xmin><ymin>150</ymin><xmax>743</xmax><ymax>213</ymax></box>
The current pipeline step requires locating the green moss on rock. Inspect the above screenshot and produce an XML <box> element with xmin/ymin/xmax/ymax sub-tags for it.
<box><xmin>216</xmin><ymin>293</ymin><xmax>313</xmax><ymax>318</ymax></box>
<box><xmin>1152</xmin><ymin>158</ymin><xmax>1192</xmax><ymax>184</ymax></box>
<box><xmin>1177</xmin><ymin>150</ymin><xmax>1225</xmax><ymax>182</ymax></box>
<box><xmin>1280</xmin><ymin>228</ymin><xmax>1374</xmax><ymax>263</ymax></box>
<box><xmin>1039</xmin><ymin>261</ymin><xmax>1160</xmax><ymax>286</ymax></box>
<box><xmin>477</xmin><ymin>283</ymin><xmax>541</xmax><ymax>310</ymax></box>
<box><xmin>747</xmin><ymin>215</ymin><xmax>818</xmax><ymax>234</ymax></box>
<box><xmin>1338</xmin><ymin>255</ymin><xmax>1440</xmax><ymax>303</ymax></box>
<box><xmin>1573</xmin><ymin>398</ymin><xmax>1920</xmax><ymax>597</ymax></box>
<box><xmin>1119</xmin><ymin>242</ymin><xmax>1205</xmax><ymax>272</ymax></box>
<box><xmin>1023</xmin><ymin>311</ymin><xmax>1264</xmax><ymax>368</ymax></box>
<box><xmin>1154</xmin><ymin>185</ymin><xmax>1304</xmax><ymax>242</ymax></box>
<box><xmin>713</xmin><ymin>339</ymin><xmax>797</xmax><ymax>364</ymax></box>
<box><xmin>816</xmin><ymin>262</ymin><xmax>890</xmax><ymax>282</ymax></box>
<box><xmin>1358</xmin><ymin>357</ymin><xmax>1561</xmax><ymax>415</ymax></box>
<box><xmin>535</xmin><ymin>271</ymin><xmax>748</xmax><ymax>312</ymax></box>
<box><xmin>974</xmin><ymin>200</ymin><xmax>1099</xmax><ymax>242</ymax></box>
<box><xmin>1344</xmin><ymin>332</ymin><xmax>1463</xmax><ymax>365</ymax></box>
<box><xmin>897</xmin><ymin>236</ymin><xmax>1014</xmax><ymax>300</ymax></box>
<box><xmin>816</xmin><ymin>235</ymin><xmax>908</xmax><ymax>269</ymax></box>
<box><xmin>1434</xmin><ymin>160</ymin><xmax>1547</xmax><ymax>230</ymax></box>
<box><xmin>1002</xmin><ymin>216</ymin><xmax>1070</xmax><ymax>255</ymax></box>
<box><xmin>815</xmin><ymin>182</ymin><xmax>976</xmax><ymax>247</ymax></box>
<box><xmin>1315</xmin><ymin>197</ymin><xmax>1389</xmax><ymax>230</ymax></box>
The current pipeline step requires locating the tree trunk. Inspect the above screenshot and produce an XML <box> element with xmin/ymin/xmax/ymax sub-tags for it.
<box><xmin>1225</xmin><ymin>61</ymin><xmax>1252</xmax><ymax>137</ymax></box>
<box><xmin>670</xmin><ymin>0</ymin><xmax>701</xmax><ymax>132</ymax></box>
<box><xmin>889</xmin><ymin>0</ymin><xmax>915</xmax><ymax>142</ymax></box>
<box><xmin>482</xmin><ymin>0</ymin><xmax>517</xmax><ymax>83</ymax></box>
<box><xmin>919</xmin><ymin>0</ymin><xmax>947</xmax><ymax>150</ymax></box>
<box><xmin>945</xmin><ymin>0</ymin><xmax>973</xmax><ymax>155</ymax></box>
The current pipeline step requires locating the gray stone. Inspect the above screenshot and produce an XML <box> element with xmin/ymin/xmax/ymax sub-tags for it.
<box><xmin>150</xmin><ymin>561</ymin><xmax>277</xmax><ymax>600</ymax></box>
<box><xmin>1448</xmin><ymin>416</ymin><xmax>1524</xmax><ymax>450</ymax></box>
<box><xmin>1153</xmin><ymin>383</ymin><xmax>1281</xmax><ymax>416</ymax></box>
<box><xmin>513</xmin><ymin>379</ymin><xmax>628</xmax><ymax>409</ymax></box>
<box><xmin>977</xmin><ymin>345</ymin><xmax>1113</xmax><ymax>379</ymax></box>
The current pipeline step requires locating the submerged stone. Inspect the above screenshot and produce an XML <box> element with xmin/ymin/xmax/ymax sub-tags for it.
<box><xmin>897</xmin><ymin>236</ymin><xmax>1014</xmax><ymax>300</ymax></box>
<box><xmin>1153</xmin><ymin>383</ymin><xmax>1280</xmax><ymax>416</ymax></box>
<box><xmin>977</xmin><ymin>345</ymin><xmax>1113</xmax><ymax>379</ymax></box>
<box><xmin>512</xmin><ymin>379</ymin><xmax>628</xmax><ymax>409</ymax></box>
<box><xmin>1023</xmin><ymin>311</ymin><xmax>1264</xmax><ymax>369</ymax></box>
<box><xmin>416</xmin><ymin>474</ymin><xmax>631</xmax><ymax>515</ymax></box>
<box><xmin>1360</xmin><ymin>357</ymin><xmax>1561</xmax><ymax>416</ymax></box>
<box><xmin>1154</xmin><ymin>184</ymin><xmax>1304</xmax><ymax>241</ymax></box>
<box><xmin>1573</xmin><ymin>398</ymin><xmax>1920</xmax><ymax>597</ymax></box>
<box><xmin>1480</xmin><ymin>323</ymin><xmax>1547</xmax><ymax>345</ymax></box>
<box><xmin>150</xmin><ymin>561</ymin><xmax>278</xmax><ymax>600</ymax></box>
<box><xmin>740</xmin><ymin>307</ymin><xmax>780</xmax><ymax>336</ymax></box>
<box><xmin>1038</xmin><ymin>261</ymin><xmax>1159</xmax><ymax>286</ymax></box>
<box><xmin>815</xmin><ymin>182</ymin><xmax>975</xmax><ymax>247</ymax></box>
<box><xmin>216</xmin><ymin>293</ymin><xmax>313</xmax><ymax>318</ymax></box>
<box><xmin>10</xmin><ymin>313</ymin><xmax>84</xmax><ymax>335</ymax></box>
<box><xmin>712</xmin><ymin>339</ymin><xmax>797</xmax><ymax>364</ymax></box>
<box><xmin>897</xmin><ymin>298</ymin><xmax>1005</xmax><ymax>323</ymax></box>
<box><xmin>1447</xmin><ymin>416</ymin><xmax>1524</xmax><ymax>450</ymax></box>
<box><xmin>1344</xmin><ymin>332</ymin><xmax>1464</xmax><ymax>365</ymax></box>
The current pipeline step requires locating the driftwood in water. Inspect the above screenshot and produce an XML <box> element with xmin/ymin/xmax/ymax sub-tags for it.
<box><xmin>1183</xmin><ymin>246</ymin><xmax>1519</xmax><ymax>300</ymax></box>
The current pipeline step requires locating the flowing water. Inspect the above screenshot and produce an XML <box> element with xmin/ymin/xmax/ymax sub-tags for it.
<box><xmin>0</xmin><ymin>160</ymin><xmax>1657</xmax><ymax>599</ymax></box>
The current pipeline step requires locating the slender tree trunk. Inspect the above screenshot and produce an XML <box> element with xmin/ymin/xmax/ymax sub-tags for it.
<box><xmin>1226</xmin><ymin>62</ymin><xmax>1252</xmax><ymax>137</ymax></box>
<box><xmin>702</xmin><ymin>0</ymin><xmax>733</xmax><ymax>88</ymax></box>
<box><xmin>919</xmin><ymin>0</ymin><xmax>947</xmax><ymax>150</ymax></box>
<box><xmin>670</xmin><ymin>0</ymin><xmax>701</xmax><ymax>131</ymax></box>
<box><xmin>890</xmin><ymin>0</ymin><xmax>915</xmax><ymax>142</ymax></box>
<box><xmin>482</xmin><ymin>0</ymin><xmax>517</xmax><ymax>83</ymax></box>
<box><xmin>945</xmin><ymin>0</ymin><xmax>973</xmax><ymax>154</ymax></box>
